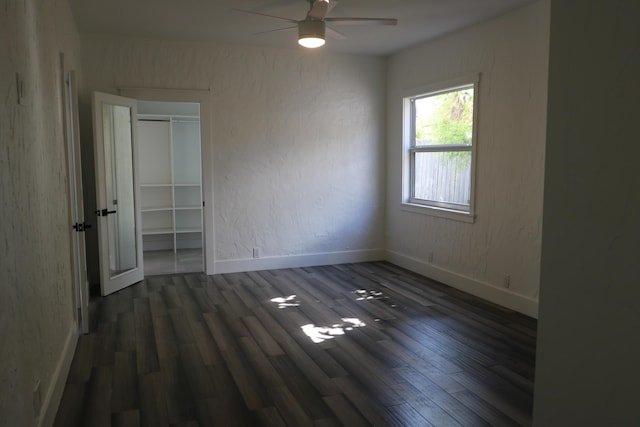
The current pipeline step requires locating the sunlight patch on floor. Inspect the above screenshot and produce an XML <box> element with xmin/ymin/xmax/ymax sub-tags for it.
<box><xmin>270</xmin><ymin>294</ymin><xmax>300</xmax><ymax>308</ymax></box>
<box><xmin>301</xmin><ymin>318</ymin><xmax>366</xmax><ymax>343</ymax></box>
<box><xmin>354</xmin><ymin>288</ymin><xmax>397</xmax><ymax>307</ymax></box>
<box><xmin>354</xmin><ymin>289</ymin><xmax>386</xmax><ymax>300</ymax></box>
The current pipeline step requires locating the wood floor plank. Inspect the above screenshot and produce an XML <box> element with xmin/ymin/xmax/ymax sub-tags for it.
<box><xmin>55</xmin><ymin>262</ymin><xmax>536</xmax><ymax>426</ymax></box>
<box><xmin>81</xmin><ymin>366</ymin><xmax>113</xmax><ymax>427</ymax></box>
<box><xmin>242</xmin><ymin>315</ymin><xmax>285</xmax><ymax>356</ymax></box>
<box><xmin>178</xmin><ymin>342</ymin><xmax>216</xmax><ymax>399</ymax></box>
<box><xmin>195</xmin><ymin>397</ymin><xmax>256</xmax><ymax>427</ymax></box>
<box><xmin>111</xmin><ymin>351</ymin><xmax>139</xmax><ymax>413</ymax></box>
<box><xmin>221</xmin><ymin>288</ymin><xmax>252</xmax><ymax>319</ymax></box>
<box><xmin>162</xmin><ymin>355</ymin><xmax>197</xmax><ymax>424</ymax></box>
<box><xmin>278</xmin><ymin>310</ymin><xmax>349</xmax><ymax>378</ymax></box>
<box><xmin>148</xmin><ymin>291</ymin><xmax>168</xmax><ymax>318</ymax></box>
<box><xmin>204</xmin><ymin>283</ymin><xmax>225</xmax><ymax>306</ymax></box>
<box><xmin>134</xmin><ymin>298</ymin><xmax>160</xmax><ymax>375</ymax></box>
<box><xmin>394</xmin><ymin>366</ymin><xmax>491</xmax><ymax>427</ymax></box>
<box><xmin>162</xmin><ymin>285</ymin><xmax>183</xmax><ymax>310</ymax></box>
<box><xmin>94</xmin><ymin>321</ymin><xmax>116</xmax><ymax>367</ymax></box>
<box><xmin>404</xmin><ymin>393</ymin><xmax>464</xmax><ymax>427</ymax></box>
<box><xmin>326</xmin><ymin>345</ymin><xmax>405</xmax><ymax>407</ymax></box>
<box><xmin>203</xmin><ymin>311</ymin><xmax>272</xmax><ymax>410</ymax></box>
<box><xmin>383</xmin><ymin>402</ymin><xmax>433</xmax><ymax>427</ymax></box>
<box><xmin>251</xmin><ymin>306</ymin><xmax>341</xmax><ymax>396</ymax></box>
<box><xmin>383</xmin><ymin>326</ymin><xmax>463</xmax><ymax>374</ymax></box>
<box><xmin>152</xmin><ymin>314</ymin><xmax>178</xmax><ymax>366</ymax></box>
<box><xmin>267</xmin><ymin>385</ymin><xmax>315</xmax><ymax>426</ymax></box>
<box><xmin>323</xmin><ymin>394</ymin><xmax>371</xmax><ymax>427</ymax></box>
<box><xmin>451</xmin><ymin>368</ymin><xmax>533</xmax><ymax>426</ymax></box>
<box><xmin>189</xmin><ymin>319</ymin><xmax>221</xmax><ymax>365</ymax></box>
<box><xmin>65</xmin><ymin>334</ymin><xmax>95</xmax><ymax>384</ymax></box>
<box><xmin>269</xmin><ymin>355</ymin><xmax>336</xmax><ymax>421</ymax></box>
<box><xmin>138</xmin><ymin>371</ymin><xmax>169</xmax><ymax>427</ymax></box>
<box><xmin>169</xmin><ymin>308</ymin><xmax>197</xmax><ymax>344</ymax></box>
<box><xmin>238</xmin><ymin>336</ymin><xmax>286</xmax><ymax>388</ymax></box>
<box><xmin>52</xmin><ymin>382</ymin><xmax>85</xmax><ymax>427</ymax></box>
<box><xmin>452</xmin><ymin>389</ymin><xmax>523</xmax><ymax>427</ymax></box>
<box><xmin>190</xmin><ymin>287</ymin><xmax>218</xmax><ymax>313</ymax></box>
<box><xmin>115</xmin><ymin>311</ymin><xmax>136</xmax><ymax>352</ymax></box>
<box><xmin>332</xmin><ymin>376</ymin><xmax>396</xmax><ymax>426</ymax></box>
<box><xmin>396</xmin><ymin>317</ymin><xmax>497</xmax><ymax>367</ymax></box>
<box><xmin>255</xmin><ymin>406</ymin><xmax>287</xmax><ymax>427</ymax></box>
<box><xmin>111</xmin><ymin>409</ymin><xmax>140</xmax><ymax>427</ymax></box>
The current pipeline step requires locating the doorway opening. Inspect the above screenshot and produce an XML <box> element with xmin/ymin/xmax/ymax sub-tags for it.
<box><xmin>136</xmin><ymin>100</ymin><xmax>204</xmax><ymax>275</ymax></box>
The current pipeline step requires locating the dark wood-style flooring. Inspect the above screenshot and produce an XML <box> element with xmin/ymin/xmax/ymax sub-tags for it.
<box><xmin>54</xmin><ymin>262</ymin><xmax>537</xmax><ymax>426</ymax></box>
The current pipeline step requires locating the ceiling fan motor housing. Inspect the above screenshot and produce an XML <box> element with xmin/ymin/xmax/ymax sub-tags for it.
<box><xmin>298</xmin><ymin>20</ymin><xmax>325</xmax><ymax>40</ymax></box>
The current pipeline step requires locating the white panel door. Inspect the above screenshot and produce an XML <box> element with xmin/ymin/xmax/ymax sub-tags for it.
<box><xmin>92</xmin><ymin>92</ymin><xmax>144</xmax><ymax>295</ymax></box>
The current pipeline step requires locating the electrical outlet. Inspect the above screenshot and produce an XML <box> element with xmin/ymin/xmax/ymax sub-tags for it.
<box><xmin>253</xmin><ymin>247</ymin><xmax>260</xmax><ymax>259</ymax></box>
<box><xmin>503</xmin><ymin>274</ymin><xmax>511</xmax><ymax>289</ymax></box>
<box><xmin>33</xmin><ymin>380</ymin><xmax>41</xmax><ymax>416</ymax></box>
<box><xmin>427</xmin><ymin>251</ymin><xmax>434</xmax><ymax>264</ymax></box>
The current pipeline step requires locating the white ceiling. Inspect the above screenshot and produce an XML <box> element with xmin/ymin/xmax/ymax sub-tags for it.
<box><xmin>68</xmin><ymin>0</ymin><xmax>535</xmax><ymax>56</ymax></box>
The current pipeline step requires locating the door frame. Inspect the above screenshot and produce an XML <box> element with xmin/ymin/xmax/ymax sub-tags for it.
<box><xmin>61</xmin><ymin>61</ymin><xmax>89</xmax><ymax>333</ymax></box>
<box><xmin>120</xmin><ymin>88</ymin><xmax>214</xmax><ymax>275</ymax></box>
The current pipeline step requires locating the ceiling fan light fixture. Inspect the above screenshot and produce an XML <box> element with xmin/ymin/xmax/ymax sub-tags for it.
<box><xmin>298</xmin><ymin>20</ymin><xmax>325</xmax><ymax>48</ymax></box>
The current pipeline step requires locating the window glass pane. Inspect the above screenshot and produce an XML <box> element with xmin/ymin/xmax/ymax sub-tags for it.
<box><xmin>414</xmin><ymin>151</ymin><xmax>471</xmax><ymax>206</ymax></box>
<box><xmin>414</xmin><ymin>87</ymin><xmax>474</xmax><ymax>146</ymax></box>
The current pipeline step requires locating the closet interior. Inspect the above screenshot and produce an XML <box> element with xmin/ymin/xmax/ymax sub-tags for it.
<box><xmin>137</xmin><ymin>101</ymin><xmax>203</xmax><ymax>275</ymax></box>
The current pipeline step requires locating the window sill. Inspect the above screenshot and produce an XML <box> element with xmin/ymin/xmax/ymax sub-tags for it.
<box><xmin>401</xmin><ymin>202</ymin><xmax>475</xmax><ymax>223</ymax></box>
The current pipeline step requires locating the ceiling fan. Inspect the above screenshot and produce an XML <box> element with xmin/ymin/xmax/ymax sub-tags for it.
<box><xmin>235</xmin><ymin>0</ymin><xmax>398</xmax><ymax>48</ymax></box>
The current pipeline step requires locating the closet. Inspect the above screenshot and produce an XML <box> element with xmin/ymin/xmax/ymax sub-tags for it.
<box><xmin>137</xmin><ymin>110</ymin><xmax>202</xmax><ymax>257</ymax></box>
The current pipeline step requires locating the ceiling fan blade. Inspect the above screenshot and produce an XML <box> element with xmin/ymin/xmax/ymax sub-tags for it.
<box><xmin>232</xmin><ymin>8</ymin><xmax>299</xmax><ymax>24</ymax></box>
<box><xmin>325</xmin><ymin>17</ymin><xmax>398</xmax><ymax>26</ymax></box>
<box><xmin>307</xmin><ymin>0</ymin><xmax>329</xmax><ymax>20</ymax></box>
<box><xmin>326</xmin><ymin>26</ymin><xmax>346</xmax><ymax>40</ymax></box>
<box><xmin>327</xmin><ymin>1</ymin><xmax>338</xmax><ymax>15</ymax></box>
<box><xmin>253</xmin><ymin>0</ymin><xmax>301</xmax><ymax>12</ymax></box>
<box><xmin>253</xmin><ymin>25</ymin><xmax>298</xmax><ymax>36</ymax></box>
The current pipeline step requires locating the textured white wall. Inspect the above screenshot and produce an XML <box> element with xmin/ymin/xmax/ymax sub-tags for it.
<box><xmin>0</xmin><ymin>0</ymin><xmax>82</xmax><ymax>425</ymax></box>
<box><xmin>533</xmin><ymin>0</ymin><xmax>640</xmax><ymax>424</ymax></box>
<box><xmin>79</xmin><ymin>37</ymin><xmax>386</xmax><ymax>276</ymax></box>
<box><xmin>386</xmin><ymin>1</ymin><xmax>549</xmax><ymax>316</ymax></box>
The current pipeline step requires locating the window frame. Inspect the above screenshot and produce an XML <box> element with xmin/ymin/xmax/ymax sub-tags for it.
<box><xmin>402</xmin><ymin>74</ymin><xmax>479</xmax><ymax>222</ymax></box>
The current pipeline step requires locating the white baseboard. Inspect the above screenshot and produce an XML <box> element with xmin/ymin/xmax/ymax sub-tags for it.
<box><xmin>38</xmin><ymin>325</ymin><xmax>79</xmax><ymax>427</ymax></box>
<box><xmin>214</xmin><ymin>248</ymin><xmax>386</xmax><ymax>275</ymax></box>
<box><xmin>212</xmin><ymin>248</ymin><xmax>537</xmax><ymax>317</ymax></box>
<box><xmin>386</xmin><ymin>250</ymin><xmax>539</xmax><ymax>318</ymax></box>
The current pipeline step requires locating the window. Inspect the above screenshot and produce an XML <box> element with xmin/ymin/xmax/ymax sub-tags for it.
<box><xmin>403</xmin><ymin>76</ymin><xmax>478</xmax><ymax>220</ymax></box>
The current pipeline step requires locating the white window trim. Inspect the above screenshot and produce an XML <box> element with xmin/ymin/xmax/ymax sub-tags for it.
<box><xmin>401</xmin><ymin>74</ymin><xmax>480</xmax><ymax>223</ymax></box>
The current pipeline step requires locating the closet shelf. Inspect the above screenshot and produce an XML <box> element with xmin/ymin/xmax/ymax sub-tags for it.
<box><xmin>140</xmin><ymin>183</ymin><xmax>172</xmax><ymax>187</ymax></box>
<box><xmin>142</xmin><ymin>227</ymin><xmax>174</xmax><ymax>235</ymax></box>
<box><xmin>138</xmin><ymin>113</ymin><xmax>203</xmax><ymax>253</ymax></box>
<box><xmin>141</xmin><ymin>206</ymin><xmax>173</xmax><ymax>212</ymax></box>
<box><xmin>176</xmin><ymin>228</ymin><xmax>202</xmax><ymax>234</ymax></box>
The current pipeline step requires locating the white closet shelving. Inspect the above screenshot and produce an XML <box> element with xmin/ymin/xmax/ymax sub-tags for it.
<box><xmin>138</xmin><ymin>115</ymin><xmax>202</xmax><ymax>252</ymax></box>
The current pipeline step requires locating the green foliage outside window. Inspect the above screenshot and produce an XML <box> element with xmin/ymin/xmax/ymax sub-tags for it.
<box><xmin>414</xmin><ymin>87</ymin><xmax>473</xmax><ymax>167</ymax></box>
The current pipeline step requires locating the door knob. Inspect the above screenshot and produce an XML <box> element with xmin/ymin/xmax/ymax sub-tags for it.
<box><xmin>72</xmin><ymin>222</ymin><xmax>92</xmax><ymax>232</ymax></box>
<box><xmin>95</xmin><ymin>208</ymin><xmax>117</xmax><ymax>216</ymax></box>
